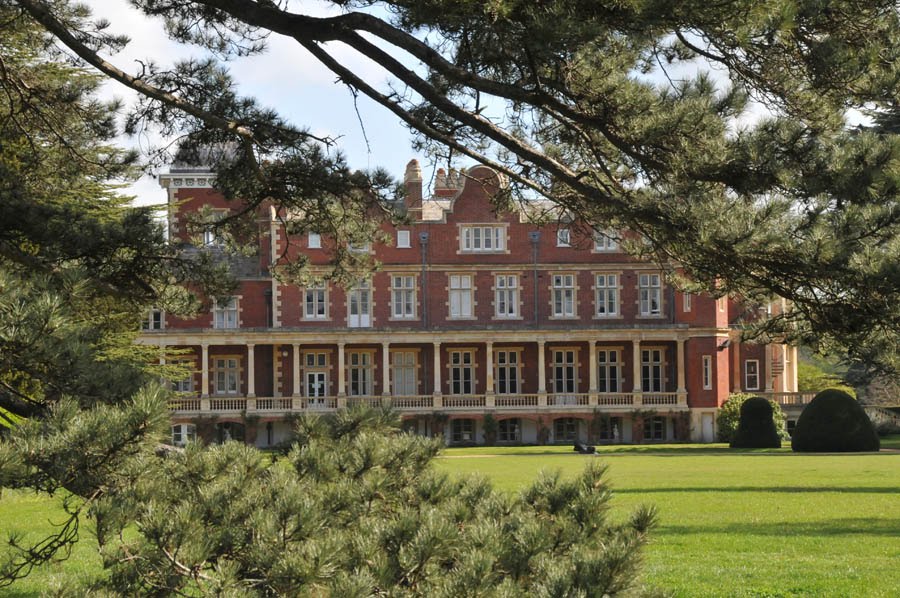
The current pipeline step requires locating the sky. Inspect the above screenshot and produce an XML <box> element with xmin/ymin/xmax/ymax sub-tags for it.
<box><xmin>83</xmin><ymin>1</ymin><xmax>421</xmax><ymax>207</ymax></box>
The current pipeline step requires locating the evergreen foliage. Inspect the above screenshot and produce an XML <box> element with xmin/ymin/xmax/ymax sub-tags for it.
<box><xmin>717</xmin><ymin>394</ymin><xmax>787</xmax><ymax>443</ymax></box>
<box><xmin>7</xmin><ymin>408</ymin><xmax>657</xmax><ymax>595</ymax></box>
<box><xmin>0</xmin><ymin>5</ymin><xmax>216</xmax><ymax>585</ymax></box>
<box><xmin>729</xmin><ymin>397</ymin><xmax>782</xmax><ymax>449</ymax></box>
<box><xmin>14</xmin><ymin>0</ymin><xmax>900</xmax><ymax>380</ymax></box>
<box><xmin>791</xmin><ymin>389</ymin><xmax>880</xmax><ymax>453</ymax></box>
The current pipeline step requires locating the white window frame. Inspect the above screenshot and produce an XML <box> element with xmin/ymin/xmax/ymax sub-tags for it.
<box><xmin>391</xmin><ymin>351</ymin><xmax>417</xmax><ymax>396</ymax></box>
<box><xmin>494</xmin><ymin>274</ymin><xmax>519</xmax><ymax>318</ymax></box>
<box><xmin>171</xmin><ymin>359</ymin><xmax>194</xmax><ymax>393</ymax></box>
<box><xmin>451</xmin><ymin>419</ymin><xmax>475</xmax><ymax>443</ymax></box>
<box><xmin>498</xmin><ymin>418</ymin><xmax>521</xmax><ymax>442</ymax></box>
<box><xmin>308</xmin><ymin>232</ymin><xmax>322</xmax><ymax>249</ymax></box>
<box><xmin>643</xmin><ymin>416</ymin><xmax>665</xmax><ymax>441</ymax></box>
<box><xmin>494</xmin><ymin>350</ymin><xmax>520</xmax><ymax>394</ymax></box>
<box><xmin>202</xmin><ymin>209</ymin><xmax>227</xmax><ymax>247</ymax></box>
<box><xmin>552</xmin><ymin>349</ymin><xmax>578</xmax><ymax>394</ymax></box>
<box><xmin>348</xmin><ymin>351</ymin><xmax>374</xmax><ymax>396</ymax></box>
<box><xmin>552</xmin><ymin>274</ymin><xmax>576</xmax><ymax>318</ymax></box>
<box><xmin>639</xmin><ymin>273</ymin><xmax>662</xmax><ymax>316</ymax></box>
<box><xmin>597</xmin><ymin>349</ymin><xmax>620</xmax><ymax>393</ymax></box>
<box><xmin>213</xmin><ymin>297</ymin><xmax>239</xmax><ymax>329</ymax></box>
<box><xmin>349</xmin><ymin>241</ymin><xmax>371</xmax><ymax>253</ymax></box>
<box><xmin>593</xmin><ymin>230</ymin><xmax>618</xmax><ymax>252</ymax></box>
<box><xmin>460</xmin><ymin>225</ymin><xmax>505</xmax><ymax>253</ymax></box>
<box><xmin>397</xmin><ymin>230</ymin><xmax>411</xmax><ymax>248</ymax></box>
<box><xmin>171</xmin><ymin>424</ymin><xmax>196</xmax><ymax>447</ymax></box>
<box><xmin>554</xmin><ymin>418</ymin><xmax>578</xmax><ymax>442</ymax></box>
<box><xmin>702</xmin><ymin>355</ymin><xmax>712</xmax><ymax>390</ymax></box>
<box><xmin>449</xmin><ymin>274</ymin><xmax>474</xmax><ymax>319</ymax></box>
<box><xmin>556</xmin><ymin>228</ymin><xmax>571</xmax><ymax>247</ymax></box>
<box><xmin>304</xmin><ymin>282</ymin><xmax>328</xmax><ymax>320</ymax></box>
<box><xmin>143</xmin><ymin>308</ymin><xmax>164</xmax><ymax>331</ymax></box>
<box><xmin>347</xmin><ymin>279</ymin><xmax>372</xmax><ymax>328</ymax></box>
<box><xmin>641</xmin><ymin>348</ymin><xmax>664</xmax><ymax>393</ymax></box>
<box><xmin>213</xmin><ymin>357</ymin><xmax>240</xmax><ymax>395</ymax></box>
<box><xmin>745</xmin><ymin>359</ymin><xmax>760</xmax><ymax>390</ymax></box>
<box><xmin>595</xmin><ymin>274</ymin><xmax>619</xmax><ymax>317</ymax></box>
<box><xmin>391</xmin><ymin>275</ymin><xmax>417</xmax><ymax>319</ymax></box>
<box><xmin>449</xmin><ymin>350</ymin><xmax>474</xmax><ymax>395</ymax></box>
<box><xmin>683</xmin><ymin>292</ymin><xmax>693</xmax><ymax>312</ymax></box>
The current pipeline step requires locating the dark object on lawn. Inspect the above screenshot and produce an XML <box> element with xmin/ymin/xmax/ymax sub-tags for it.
<box><xmin>730</xmin><ymin>397</ymin><xmax>781</xmax><ymax>448</ymax></box>
<box><xmin>792</xmin><ymin>389</ymin><xmax>880</xmax><ymax>452</ymax></box>
<box><xmin>574</xmin><ymin>442</ymin><xmax>596</xmax><ymax>454</ymax></box>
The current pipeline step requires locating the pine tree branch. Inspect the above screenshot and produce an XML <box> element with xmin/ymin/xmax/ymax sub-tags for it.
<box><xmin>16</xmin><ymin>0</ymin><xmax>267</xmax><ymax>181</ymax></box>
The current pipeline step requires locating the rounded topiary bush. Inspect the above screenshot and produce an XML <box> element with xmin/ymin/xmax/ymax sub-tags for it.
<box><xmin>791</xmin><ymin>389</ymin><xmax>880</xmax><ymax>452</ymax></box>
<box><xmin>730</xmin><ymin>397</ymin><xmax>781</xmax><ymax>448</ymax></box>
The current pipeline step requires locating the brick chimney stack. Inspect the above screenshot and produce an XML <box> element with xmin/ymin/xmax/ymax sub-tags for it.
<box><xmin>404</xmin><ymin>159</ymin><xmax>423</xmax><ymax>214</ymax></box>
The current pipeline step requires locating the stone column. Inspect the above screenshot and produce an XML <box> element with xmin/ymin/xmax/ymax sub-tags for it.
<box><xmin>201</xmin><ymin>343</ymin><xmax>209</xmax><ymax>397</ymax></box>
<box><xmin>537</xmin><ymin>341</ymin><xmax>547</xmax><ymax>393</ymax></box>
<box><xmin>432</xmin><ymin>342</ymin><xmax>442</xmax><ymax>396</ymax></box>
<box><xmin>337</xmin><ymin>342</ymin><xmax>346</xmax><ymax>396</ymax></box>
<box><xmin>732</xmin><ymin>339</ymin><xmax>742</xmax><ymax>393</ymax></box>
<box><xmin>246</xmin><ymin>344</ymin><xmax>256</xmax><ymax>397</ymax></box>
<box><xmin>765</xmin><ymin>344</ymin><xmax>774</xmax><ymax>392</ymax></box>
<box><xmin>382</xmin><ymin>341</ymin><xmax>391</xmax><ymax>397</ymax></box>
<box><xmin>632</xmin><ymin>340</ymin><xmax>642</xmax><ymax>392</ymax></box>
<box><xmin>780</xmin><ymin>345</ymin><xmax>790</xmax><ymax>392</ymax></box>
<box><xmin>790</xmin><ymin>346</ymin><xmax>800</xmax><ymax>392</ymax></box>
<box><xmin>588</xmin><ymin>341</ymin><xmax>598</xmax><ymax>393</ymax></box>
<box><xmin>485</xmin><ymin>341</ymin><xmax>494</xmax><ymax>395</ymax></box>
<box><xmin>292</xmin><ymin>343</ymin><xmax>301</xmax><ymax>398</ymax></box>
<box><xmin>676</xmin><ymin>338</ymin><xmax>686</xmax><ymax>393</ymax></box>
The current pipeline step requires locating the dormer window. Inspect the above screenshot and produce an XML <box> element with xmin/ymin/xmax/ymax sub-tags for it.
<box><xmin>460</xmin><ymin>225</ymin><xmax>505</xmax><ymax>253</ymax></box>
<box><xmin>593</xmin><ymin>230</ymin><xmax>618</xmax><ymax>252</ymax></box>
<box><xmin>202</xmin><ymin>209</ymin><xmax>227</xmax><ymax>247</ymax></box>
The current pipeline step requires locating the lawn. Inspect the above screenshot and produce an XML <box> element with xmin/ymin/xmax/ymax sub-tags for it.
<box><xmin>0</xmin><ymin>490</ymin><xmax>103</xmax><ymax>597</ymax></box>
<box><xmin>438</xmin><ymin>441</ymin><xmax>900</xmax><ymax>597</ymax></box>
<box><xmin>2</xmin><ymin>438</ymin><xmax>898</xmax><ymax>596</ymax></box>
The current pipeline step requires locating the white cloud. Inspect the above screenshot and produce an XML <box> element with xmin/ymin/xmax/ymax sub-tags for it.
<box><xmin>72</xmin><ymin>2</ymin><xmax>429</xmax><ymax>205</ymax></box>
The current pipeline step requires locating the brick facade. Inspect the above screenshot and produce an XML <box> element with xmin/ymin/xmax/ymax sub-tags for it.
<box><xmin>148</xmin><ymin>161</ymin><xmax>799</xmax><ymax>446</ymax></box>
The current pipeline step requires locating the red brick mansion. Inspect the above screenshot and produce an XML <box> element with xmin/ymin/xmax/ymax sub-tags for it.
<box><xmin>143</xmin><ymin>159</ymin><xmax>802</xmax><ymax>447</ymax></box>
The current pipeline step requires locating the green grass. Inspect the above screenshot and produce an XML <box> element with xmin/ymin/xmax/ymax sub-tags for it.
<box><xmin>437</xmin><ymin>441</ymin><xmax>900</xmax><ymax>597</ymax></box>
<box><xmin>0</xmin><ymin>490</ymin><xmax>103</xmax><ymax>596</ymax></box>
<box><xmin>3</xmin><ymin>437</ymin><xmax>898</xmax><ymax>596</ymax></box>
<box><xmin>879</xmin><ymin>433</ymin><xmax>900</xmax><ymax>449</ymax></box>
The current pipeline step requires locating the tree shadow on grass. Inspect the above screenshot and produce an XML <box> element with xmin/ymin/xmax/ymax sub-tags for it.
<box><xmin>660</xmin><ymin>517</ymin><xmax>900</xmax><ymax>537</ymax></box>
<box><xmin>457</xmin><ymin>448</ymin><xmax>896</xmax><ymax>457</ymax></box>
<box><xmin>615</xmin><ymin>485</ymin><xmax>900</xmax><ymax>494</ymax></box>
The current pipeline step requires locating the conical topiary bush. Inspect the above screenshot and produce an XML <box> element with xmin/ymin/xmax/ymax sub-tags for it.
<box><xmin>730</xmin><ymin>396</ymin><xmax>781</xmax><ymax>448</ymax></box>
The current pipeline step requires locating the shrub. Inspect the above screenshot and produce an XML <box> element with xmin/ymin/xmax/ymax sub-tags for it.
<box><xmin>718</xmin><ymin>394</ymin><xmax>787</xmax><ymax>442</ymax></box>
<box><xmin>791</xmin><ymin>389</ymin><xmax>880</xmax><ymax>452</ymax></box>
<box><xmin>730</xmin><ymin>397</ymin><xmax>781</xmax><ymax>448</ymax></box>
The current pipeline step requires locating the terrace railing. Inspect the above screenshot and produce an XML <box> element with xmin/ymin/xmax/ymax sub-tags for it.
<box><xmin>169</xmin><ymin>391</ymin><xmax>692</xmax><ymax>414</ymax></box>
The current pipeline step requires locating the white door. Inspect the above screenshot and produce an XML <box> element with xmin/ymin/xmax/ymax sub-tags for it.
<box><xmin>307</xmin><ymin>372</ymin><xmax>327</xmax><ymax>407</ymax></box>
<box><xmin>701</xmin><ymin>413</ymin><xmax>714</xmax><ymax>443</ymax></box>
